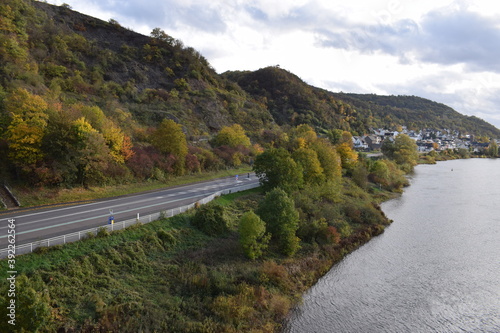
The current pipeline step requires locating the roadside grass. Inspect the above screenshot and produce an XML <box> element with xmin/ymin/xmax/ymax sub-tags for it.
<box><xmin>1</xmin><ymin>214</ymin><xmax>196</xmax><ymax>276</ymax></box>
<box><xmin>211</xmin><ymin>187</ymin><xmax>263</xmax><ymax>206</ymax></box>
<box><xmin>1</xmin><ymin>187</ymin><xmax>260</xmax><ymax>276</ymax></box>
<box><xmin>14</xmin><ymin>165</ymin><xmax>252</xmax><ymax>208</ymax></box>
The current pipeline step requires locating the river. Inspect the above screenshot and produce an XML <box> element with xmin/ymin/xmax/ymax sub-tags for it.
<box><xmin>286</xmin><ymin>159</ymin><xmax>500</xmax><ymax>333</ymax></box>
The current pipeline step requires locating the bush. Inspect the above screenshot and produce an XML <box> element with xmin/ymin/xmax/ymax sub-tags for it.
<box><xmin>157</xmin><ymin>229</ymin><xmax>177</xmax><ymax>245</ymax></box>
<box><xmin>239</xmin><ymin>211</ymin><xmax>270</xmax><ymax>260</ymax></box>
<box><xmin>96</xmin><ymin>226</ymin><xmax>110</xmax><ymax>238</ymax></box>
<box><xmin>191</xmin><ymin>203</ymin><xmax>230</xmax><ymax>236</ymax></box>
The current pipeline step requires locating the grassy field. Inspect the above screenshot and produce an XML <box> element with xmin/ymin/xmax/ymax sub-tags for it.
<box><xmin>14</xmin><ymin>166</ymin><xmax>252</xmax><ymax>208</ymax></box>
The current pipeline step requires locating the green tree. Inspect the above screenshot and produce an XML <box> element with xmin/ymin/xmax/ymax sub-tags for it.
<box><xmin>384</xmin><ymin>134</ymin><xmax>419</xmax><ymax>172</ymax></box>
<box><xmin>487</xmin><ymin>139</ymin><xmax>498</xmax><ymax>157</ymax></box>
<box><xmin>71</xmin><ymin>117</ymin><xmax>111</xmax><ymax>186</ymax></box>
<box><xmin>292</xmin><ymin>147</ymin><xmax>325</xmax><ymax>184</ymax></box>
<box><xmin>150</xmin><ymin>119</ymin><xmax>188</xmax><ymax>175</ymax></box>
<box><xmin>370</xmin><ymin>159</ymin><xmax>390</xmax><ymax>187</ymax></box>
<box><xmin>212</xmin><ymin>124</ymin><xmax>251</xmax><ymax>148</ymax></box>
<box><xmin>256</xmin><ymin>188</ymin><xmax>300</xmax><ymax>256</ymax></box>
<box><xmin>352</xmin><ymin>163</ymin><xmax>368</xmax><ymax>189</ymax></box>
<box><xmin>324</xmin><ymin>129</ymin><xmax>343</xmax><ymax>145</ymax></box>
<box><xmin>253</xmin><ymin>147</ymin><xmax>303</xmax><ymax>193</ymax></box>
<box><xmin>239</xmin><ymin>211</ymin><xmax>270</xmax><ymax>260</ymax></box>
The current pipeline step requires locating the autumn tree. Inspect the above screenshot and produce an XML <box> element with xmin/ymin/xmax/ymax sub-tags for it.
<box><xmin>150</xmin><ymin>119</ymin><xmax>188</xmax><ymax>175</ymax></box>
<box><xmin>71</xmin><ymin>117</ymin><xmax>111</xmax><ymax>186</ymax></box>
<box><xmin>239</xmin><ymin>211</ymin><xmax>270</xmax><ymax>260</ymax></box>
<box><xmin>4</xmin><ymin>88</ymin><xmax>48</xmax><ymax>167</ymax></box>
<box><xmin>212</xmin><ymin>124</ymin><xmax>251</xmax><ymax>148</ymax></box>
<box><xmin>102</xmin><ymin>121</ymin><xmax>127</xmax><ymax>163</ymax></box>
<box><xmin>253</xmin><ymin>147</ymin><xmax>303</xmax><ymax>193</ymax></box>
<box><xmin>336</xmin><ymin>142</ymin><xmax>358</xmax><ymax>171</ymax></box>
<box><xmin>256</xmin><ymin>188</ymin><xmax>300</xmax><ymax>256</ymax></box>
<box><xmin>310</xmin><ymin>139</ymin><xmax>342</xmax><ymax>182</ymax></box>
<box><xmin>292</xmin><ymin>147</ymin><xmax>325</xmax><ymax>184</ymax></box>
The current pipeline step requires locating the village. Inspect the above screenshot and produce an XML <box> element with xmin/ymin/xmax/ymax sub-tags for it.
<box><xmin>353</xmin><ymin>127</ymin><xmax>497</xmax><ymax>153</ymax></box>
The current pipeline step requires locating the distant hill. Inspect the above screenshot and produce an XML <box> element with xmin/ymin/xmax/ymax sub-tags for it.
<box><xmin>223</xmin><ymin>67</ymin><xmax>368</xmax><ymax>134</ymax></box>
<box><xmin>224</xmin><ymin>67</ymin><xmax>500</xmax><ymax>137</ymax></box>
<box><xmin>332</xmin><ymin>93</ymin><xmax>500</xmax><ymax>137</ymax></box>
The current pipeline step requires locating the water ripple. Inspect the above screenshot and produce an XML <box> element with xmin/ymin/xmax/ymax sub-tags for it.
<box><xmin>286</xmin><ymin>160</ymin><xmax>500</xmax><ymax>333</ymax></box>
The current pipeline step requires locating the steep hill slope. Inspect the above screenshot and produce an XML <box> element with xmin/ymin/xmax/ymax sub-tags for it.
<box><xmin>0</xmin><ymin>0</ymin><xmax>272</xmax><ymax>136</ymax></box>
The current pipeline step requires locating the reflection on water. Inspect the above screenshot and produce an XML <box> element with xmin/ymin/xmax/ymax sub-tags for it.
<box><xmin>286</xmin><ymin>159</ymin><xmax>500</xmax><ymax>333</ymax></box>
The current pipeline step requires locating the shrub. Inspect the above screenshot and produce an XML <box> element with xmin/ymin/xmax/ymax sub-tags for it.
<box><xmin>96</xmin><ymin>226</ymin><xmax>110</xmax><ymax>238</ymax></box>
<box><xmin>191</xmin><ymin>203</ymin><xmax>230</xmax><ymax>236</ymax></box>
<box><xmin>157</xmin><ymin>229</ymin><xmax>177</xmax><ymax>245</ymax></box>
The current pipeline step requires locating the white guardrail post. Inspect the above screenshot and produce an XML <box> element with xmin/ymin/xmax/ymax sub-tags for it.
<box><xmin>0</xmin><ymin>182</ymin><xmax>259</xmax><ymax>258</ymax></box>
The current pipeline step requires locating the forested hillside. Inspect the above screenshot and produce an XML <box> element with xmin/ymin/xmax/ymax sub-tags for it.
<box><xmin>0</xmin><ymin>0</ymin><xmax>272</xmax><ymax>187</ymax></box>
<box><xmin>224</xmin><ymin>67</ymin><xmax>500</xmax><ymax>137</ymax></box>
<box><xmin>0</xmin><ymin>0</ymin><xmax>498</xmax><ymax>190</ymax></box>
<box><xmin>223</xmin><ymin>67</ymin><xmax>371</xmax><ymax>134</ymax></box>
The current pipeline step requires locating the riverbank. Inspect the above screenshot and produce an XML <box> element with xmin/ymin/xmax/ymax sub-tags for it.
<box><xmin>286</xmin><ymin>158</ymin><xmax>500</xmax><ymax>332</ymax></box>
<box><xmin>0</xmin><ymin>179</ymin><xmax>395</xmax><ymax>332</ymax></box>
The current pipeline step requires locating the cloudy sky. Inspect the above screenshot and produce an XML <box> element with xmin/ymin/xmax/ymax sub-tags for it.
<box><xmin>47</xmin><ymin>0</ymin><xmax>500</xmax><ymax>129</ymax></box>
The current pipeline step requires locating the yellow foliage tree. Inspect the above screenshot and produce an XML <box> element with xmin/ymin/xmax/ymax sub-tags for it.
<box><xmin>212</xmin><ymin>124</ymin><xmax>251</xmax><ymax>148</ymax></box>
<box><xmin>292</xmin><ymin>148</ymin><xmax>325</xmax><ymax>184</ymax></box>
<box><xmin>4</xmin><ymin>88</ymin><xmax>48</xmax><ymax>166</ymax></box>
<box><xmin>291</xmin><ymin>124</ymin><xmax>317</xmax><ymax>149</ymax></box>
<box><xmin>310</xmin><ymin>139</ymin><xmax>342</xmax><ymax>182</ymax></box>
<box><xmin>150</xmin><ymin>119</ymin><xmax>188</xmax><ymax>175</ymax></box>
<box><xmin>71</xmin><ymin>117</ymin><xmax>111</xmax><ymax>185</ymax></box>
<box><xmin>336</xmin><ymin>142</ymin><xmax>358</xmax><ymax>171</ymax></box>
<box><xmin>102</xmin><ymin>121</ymin><xmax>126</xmax><ymax>163</ymax></box>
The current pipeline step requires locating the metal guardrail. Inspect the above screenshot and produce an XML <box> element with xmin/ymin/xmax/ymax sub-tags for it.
<box><xmin>0</xmin><ymin>182</ymin><xmax>259</xmax><ymax>259</ymax></box>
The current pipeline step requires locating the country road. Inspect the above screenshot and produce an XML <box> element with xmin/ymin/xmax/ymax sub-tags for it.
<box><xmin>0</xmin><ymin>174</ymin><xmax>259</xmax><ymax>251</ymax></box>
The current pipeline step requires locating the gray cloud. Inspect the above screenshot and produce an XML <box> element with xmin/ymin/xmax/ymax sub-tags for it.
<box><xmin>85</xmin><ymin>0</ymin><xmax>227</xmax><ymax>33</ymax></box>
<box><xmin>378</xmin><ymin>74</ymin><xmax>500</xmax><ymax>129</ymax></box>
<box><xmin>315</xmin><ymin>7</ymin><xmax>500</xmax><ymax>73</ymax></box>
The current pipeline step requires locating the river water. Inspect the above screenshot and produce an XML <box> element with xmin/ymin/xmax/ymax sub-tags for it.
<box><xmin>286</xmin><ymin>159</ymin><xmax>500</xmax><ymax>333</ymax></box>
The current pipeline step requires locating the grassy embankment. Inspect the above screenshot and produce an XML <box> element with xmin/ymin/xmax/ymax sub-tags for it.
<box><xmin>12</xmin><ymin>166</ymin><xmax>252</xmax><ymax>208</ymax></box>
<box><xmin>0</xmin><ymin>180</ymin><xmax>394</xmax><ymax>332</ymax></box>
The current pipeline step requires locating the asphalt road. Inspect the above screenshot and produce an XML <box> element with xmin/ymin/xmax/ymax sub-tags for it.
<box><xmin>0</xmin><ymin>174</ymin><xmax>259</xmax><ymax>250</ymax></box>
